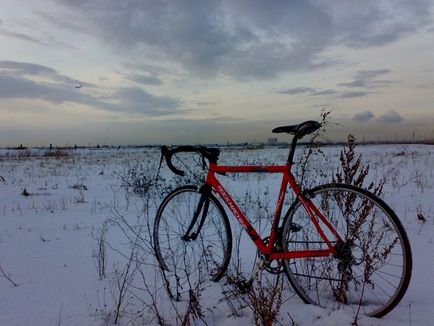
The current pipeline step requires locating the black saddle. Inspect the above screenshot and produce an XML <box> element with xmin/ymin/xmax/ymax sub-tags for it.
<box><xmin>272</xmin><ymin>120</ymin><xmax>321</xmax><ymax>138</ymax></box>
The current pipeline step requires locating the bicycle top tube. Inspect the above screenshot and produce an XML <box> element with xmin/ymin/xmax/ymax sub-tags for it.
<box><xmin>209</xmin><ymin>163</ymin><xmax>290</xmax><ymax>174</ymax></box>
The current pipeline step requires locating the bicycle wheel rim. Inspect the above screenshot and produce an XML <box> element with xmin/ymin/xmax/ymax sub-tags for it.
<box><xmin>282</xmin><ymin>183</ymin><xmax>412</xmax><ymax>317</ymax></box>
<box><xmin>154</xmin><ymin>186</ymin><xmax>232</xmax><ymax>300</ymax></box>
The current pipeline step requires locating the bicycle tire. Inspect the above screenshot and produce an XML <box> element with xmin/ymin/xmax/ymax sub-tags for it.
<box><xmin>281</xmin><ymin>183</ymin><xmax>412</xmax><ymax>317</ymax></box>
<box><xmin>154</xmin><ymin>185</ymin><xmax>232</xmax><ymax>300</ymax></box>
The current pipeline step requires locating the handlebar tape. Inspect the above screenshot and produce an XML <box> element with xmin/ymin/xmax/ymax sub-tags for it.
<box><xmin>160</xmin><ymin>145</ymin><xmax>220</xmax><ymax>176</ymax></box>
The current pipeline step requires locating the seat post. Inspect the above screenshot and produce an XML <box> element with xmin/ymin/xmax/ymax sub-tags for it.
<box><xmin>287</xmin><ymin>135</ymin><xmax>299</xmax><ymax>163</ymax></box>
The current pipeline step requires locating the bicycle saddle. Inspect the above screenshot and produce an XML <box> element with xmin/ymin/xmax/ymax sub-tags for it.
<box><xmin>272</xmin><ymin>120</ymin><xmax>321</xmax><ymax>138</ymax></box>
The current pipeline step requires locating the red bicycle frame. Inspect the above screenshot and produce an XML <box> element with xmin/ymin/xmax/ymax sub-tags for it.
<box><xmin>206</xmin><ymin>162</ymin><xmax>342</xmax><ymax>260</ymax></box>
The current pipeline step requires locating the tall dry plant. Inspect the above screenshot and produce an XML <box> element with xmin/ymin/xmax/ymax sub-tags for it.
<box><xmin>334</xmin><ymin>134</ymin><xmax>385</xmax><ymax>195</ymax></box>
<box><xmin>223</xmin><ymin>271</ymin><xmax>289</xmax><ymax>326</ymax></box>
<box><xmin>332</xmin><ymin>135</ymin><xmax>391</xmax><ymax>323</ymax></box>
<box><xmin>296</xmin><ymin>109</ymin><xmax>332</xmax><ymax>190</ymax></box>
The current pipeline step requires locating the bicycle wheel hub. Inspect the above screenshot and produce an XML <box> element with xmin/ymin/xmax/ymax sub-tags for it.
<box><xmin>333</xmin><ymin>239</ymin><xmax>355</xmax><ymax>280</ymax></box>
<box><xmin>333</xmin><ymin>239</ymin><xmax>354</xmax><ymax>261</ymax></box>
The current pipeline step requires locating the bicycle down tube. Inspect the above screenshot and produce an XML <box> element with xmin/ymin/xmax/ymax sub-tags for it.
<box><xmin>206</xmin><ymin>162</ymin><xmax>340</xmax><ymax>260</ymax></box>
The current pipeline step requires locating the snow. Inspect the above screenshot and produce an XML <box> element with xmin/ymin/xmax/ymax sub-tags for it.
<box><xmin>0</xmin><ymin>144</ymin><xmax>432</xmax><ymax>325</ymax></box>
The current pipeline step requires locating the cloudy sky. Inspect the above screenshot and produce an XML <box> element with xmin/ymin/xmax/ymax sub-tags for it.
<box><xmin>1</xmin><ymin>0</ymin><xmax>433</xmax><ymax>146</ymax></box>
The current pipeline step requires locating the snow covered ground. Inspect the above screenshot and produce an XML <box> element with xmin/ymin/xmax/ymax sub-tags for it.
<box><xmin>0</xmin><ymin>144</ymin><xmax>432</xmax><ymax>325</ymax></box>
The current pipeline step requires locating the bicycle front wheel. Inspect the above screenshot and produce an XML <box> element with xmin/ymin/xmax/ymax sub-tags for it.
<box><xmin>153</xmin><ymin>185</ymin><xmax>232</xmax><ymax>300</ymax></box>
<box><xmin>281</xmin><ymin>183</ymin><xmax>412</xmax><ymax>317</ymax></box>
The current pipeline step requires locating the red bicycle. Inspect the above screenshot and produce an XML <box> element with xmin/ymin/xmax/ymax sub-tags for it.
<box><xmin>154</xmin><ymin>121</ymin><xmax>412</xmax><ymax>317</ymax></box>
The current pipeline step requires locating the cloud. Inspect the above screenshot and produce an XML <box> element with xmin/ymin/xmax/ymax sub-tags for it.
<box><xmin>339</xmin><ymin>69</ymin><xmax>398</xmax><ymax>89</ymax></box>
<box><xmin>120</xmin><ymin>63</ymin><xmax>173</xmax><ymax>86</ymax></box>
<box><xmin>36</xmin><ymin>11</ymin><xmax>89</xmax><ymax>34</ymax></box>
<box><xmin>331</xmin><ymin>1</ymin><xmax>432</xmax><ymax>47</ymax></box>
<box><xmin>278</xmin><ymin>69</ymin><xmax>397</xmax><ymax>98</ymax></box>
<box><xmin>112</xmin><ymin>87</ymin><xmax>181</xmax><ymax>115</ymax></box>
<box><xmin>276</xmin><ymin>87</ymin><xmax>338</xmax><ymax>96</ymax></box>
<box><xmin>310</xmin><ymin>89</ymin><xmax>339</xmax><ymax>96</ymax></box>
<box><xmin>0</xmin><ymin>60</ymin><xmax>88</xmax><ymax>86</ymax></box>
<box><xmin>0</xmin><ymin>61</ymin><xmax>182</xmax><ymax>116</ymax></box>
<box><xmin>377</xmin><ymin>110</ymin><xmax>404</xmax><ymax>123</ymax></box>
<box><xmin>0</xmin><ymin>60</ymin><xmax>56</xmax><ymax>75</ymax></box>
<box><xmin>0</xmin><ymin>61</ymin><xmax>95</xmax><ymax>104</ymax></box>
<box><xmin>276</xmin><ymin>87</ymin><xmax>316</xmax><ymax>95</ymax></box>
<box><xmin>122</xmin><ymin>62</ymin><xmax>173</xmax><ymax>76</ymax></box>
<box><xmin>194</xmin><ymin>101</ymin><xmax>220</xmax><ymax>106</ymax></box>
<box><xmin>0</xmin><ymin>73</ymin><xmax>100</xmax><ymax>106</ymax></box>
<box><xmin>123</xmin><ymin>73</ymin><xmax>162</xmax><ymax>86</ymax></box>
<box><xmin>353</xmin><ymin>111</ymin><xmax>375</xmax><ymax>122</ymax></box>
<box><xmin>339</xmin><ymin>91</ymin><xmax>371</xmax><ymax>98</ymax></box>
<box><xmin>54</xmin><ymin>0</ymin><xmax>432</xmax><ymax>79</ymax></box>
<box><xmin>0</xmin><ymin>28</ymin><xmax>45</xmax><ymax>45</ymax></box>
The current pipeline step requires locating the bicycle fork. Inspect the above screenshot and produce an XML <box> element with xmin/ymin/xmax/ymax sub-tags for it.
<box><xmin>182</xmin><ymin>185</ymin><xmax>211</xmax><ymax>241</ymax></box>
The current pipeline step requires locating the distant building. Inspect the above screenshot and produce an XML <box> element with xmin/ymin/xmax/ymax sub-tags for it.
<box><xmin>267</xmin><ymin>138</ymin><xmax>278</xmax><ymax>144</ymax></box>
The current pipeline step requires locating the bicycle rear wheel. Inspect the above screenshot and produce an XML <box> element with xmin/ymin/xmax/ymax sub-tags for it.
<box><xmin>281</xmin><ymin>183</ymin><xmax>412</xmax><ymax>317</ymax></box>
<box><xmin>154</xmin><ymin>185</ymin><xmax>232</xmax><ymax>300</ymax></box>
